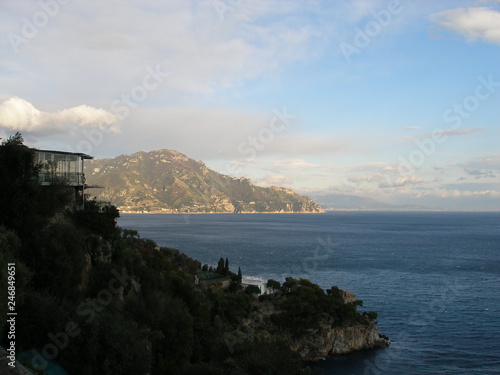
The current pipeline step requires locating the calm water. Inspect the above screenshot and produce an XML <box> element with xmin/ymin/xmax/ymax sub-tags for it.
<box><xmin>118</xmin><ymin>212</ymin><xmax>500</xmax><ymax>375</ymax></box>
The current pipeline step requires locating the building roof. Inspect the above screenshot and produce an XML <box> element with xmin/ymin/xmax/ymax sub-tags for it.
<box><xmin>32</xmin><ymin>148</ymin><xmax>93</xmax><ymax>160</ymax></box>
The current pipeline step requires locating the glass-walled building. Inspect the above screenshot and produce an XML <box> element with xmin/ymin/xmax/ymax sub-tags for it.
<box><xmin>34</xmin><ymin>149</ymin><xmax>93</xmax><ymax>186</ymax></box>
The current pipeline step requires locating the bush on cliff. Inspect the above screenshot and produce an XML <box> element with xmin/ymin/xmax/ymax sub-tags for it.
<box><xmin>269</xmin><ymin>277</ymin><xmax>371</xmax><ymax>335</ymax></box>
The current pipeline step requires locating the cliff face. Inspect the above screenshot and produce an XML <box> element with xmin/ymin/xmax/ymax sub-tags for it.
<box><xmin>85</xmin><ymin>149</ymin><xmax>323</xmax><ymax>214</ymax></box>
<box><xmin>291</xmin><ymin>323</ymin><xmax>390</xmax><ymax>361</ymax></box>
<box><xmin>238</xmin><ymin>282</ymin><xmax>389</xmax><ymax>362</ymax></box>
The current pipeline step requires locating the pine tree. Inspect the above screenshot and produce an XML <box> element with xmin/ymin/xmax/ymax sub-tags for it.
<box><xmin>237</xmin><ymin>267</ymin><xmax>242</xmax><ymax>284</ymax></box>
<box><xmin>224</xmin><ymin>257</ymin><xmax>229</xmax><ymax>275</ymax></box>
<box><xmin>216</xmin><ymin>257</ymin><xmax>225</xmax><ymax>274</ymax></box>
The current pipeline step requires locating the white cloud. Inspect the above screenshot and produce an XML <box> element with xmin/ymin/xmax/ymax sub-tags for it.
<box><xmin>432</xmin><ymin>127</ymin><xmax>484</xmax><ymax>137</ymax></box>
<box><xmin>0</xmin><ymin>97</ymin><xmax>119</xmax><ymax>135</ymax></box>
<box><xmin>456</xmin><ymin>154</ymin><xmax>500</xmax><ymax>179</ymax></box>
<box><xmin>111</xmin><ymin>104</ymin><xmax>357</xmax><ymax>162</ymax></box>
<box><xmin>265</xmin><ymin>134</ymin><xmax>354</xmax><ymax>156</ymax></box>
<box><xmin>430</xmin><ymin>7</ymin><xmax>500</xmax><ymax>44</ymax></box>
<box><xmin>351</xmin><ymin>161</ymin><xmax>400</xmax><ymax>173</ymax></box>
<box><xmin>255</xmin><ymin>173</ymin><xmax>296</xmax><ymax>187</ymax></box>
<box><xmin>414</xmin><ymin>188</ymin><xmax>500</xmax><ymax>199</ymax></box>
<box><xmin>0</xmin><ymin>1</ymin><xmax>331</xmax><ymax>102</ymax></box>
<box><xmin>403</xmin><ymin>135</ymin><xmax>417</xmax><ymax>141</ymax></box>
<box><xmin>460</xmin><ymin>154</ymin><xmax>500</xmax><ymax>171</ymax></box>
<box><xmin>379</xmin><ymin>175</ymin><xmax>425</xmax><ymax>188</ymax></box>
<box><xmin>81</xmin><ymin>32</ymin><xmax>136</xmax><ymax>51</ymax></box>
<box><xmin>271</xmin><ymin>159</ymin><xmax>320</xmax><ymax>170</ymax></box>
<box><xmin>347</xmin><ymin>173</ymin><xmax>386</xmax><ymax>184</ymax></box>
<box><xmin>343</xmin><ymin>162</ymin><xmax>428</xmax><ymax>190</ymax></box>
<box><xmin>464</xmin><ymin>169</ymin><xmax>496</xmax><ymax>179</ymax></box>
<box><xmin>0</xmin><ymin>97</ymin><xmax>42</xmax><ymax>132</ymax></box>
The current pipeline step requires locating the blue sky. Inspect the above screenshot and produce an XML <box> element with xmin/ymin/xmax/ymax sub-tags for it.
<box><xmin>0</xmin><ymin>0</ymin><xmax>499</xmax><ymax>210</ymax></box>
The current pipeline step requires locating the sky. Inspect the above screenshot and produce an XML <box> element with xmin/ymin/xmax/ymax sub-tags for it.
<box><xmin>0</xmin><ymin>0</ymin><xmax>499</xmax><ymax>210</ymax></box>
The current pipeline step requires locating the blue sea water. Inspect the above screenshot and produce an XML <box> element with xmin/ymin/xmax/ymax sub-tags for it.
<box><xmin>117</xmin><ymin>212</ymin><xmax>500</xmax><ymax>375</ymax></box>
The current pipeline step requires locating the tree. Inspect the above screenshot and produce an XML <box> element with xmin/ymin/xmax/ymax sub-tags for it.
<box><xmin>71</xmin><ymin>199</ymin><xmax>120</xmax><ymax>240</ymax></box>
<box><xmin>29</xmin><ymin>221</ymin><xmax>87</xmax><ymax>299</ymax></box>
<box><xmin>267</xmin><ymin>279</ymin><xmax>281</xmax><ymax>291</ymax></box>
<box><xmin>245</xmin><ymin>285</ymin><xmax>261</xmax><ymax>295</ymax></box>
<box><xmin>224</xmin><ymin>257</ymin><xmax>229</xmax><ymax>275</ymax></box>
<box><xmin>63</xmin><ymin>310</ymin><xmax>151</xmax><ymax>375</ymax></box>
<box><xmin>282</xmin><ymin>277</ymin><xmax>299</xmax><ymax>292</ymax></box>
<box><xmin>0</xmin><ymin>227</ymin><xmax>31</xmax><ymax>342</ymax></box>
<box><xmin>0</xmin><ymin>132</ymin><xmax>74</xmax><ymax>240</ymax></box>
<box><xmin>0</xmin><ymin>133</ymin><xmax>41</xmax><ymax>237</ymax></box>
<box><xmin>216</xmin><ymin>257</ymin><xmax>225</xmax><ymax>274</ymax></box>
<box><xmin>224</xmin><ymin>338</ymin><xmax>312</xmax><ymax>375</ymax></box>
<box><xmin>363</xmin><ymin>311</ymin><xmax>378</xmax><ymax>321</ymax></box>
<box><xmin>237</xmin><ymin>267</ymin><xmax>242</xmax><ymax>284</ymax></box>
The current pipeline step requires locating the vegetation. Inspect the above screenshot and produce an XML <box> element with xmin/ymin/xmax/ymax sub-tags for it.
<box><xmin>0</xmin><ymin>133</ymin><xmax>379</xmax><ymax>374</ymax></box>
<box><xmin>266</xmin><ymin>278</ymin><xmax>373</xmax><ymax>337</ymax></box>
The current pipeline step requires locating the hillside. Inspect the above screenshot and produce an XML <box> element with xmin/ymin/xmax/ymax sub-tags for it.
<box><xmin>85</xmin><ymin>149</ymin><xmax>323</xmax><ymax>213</ymax></box>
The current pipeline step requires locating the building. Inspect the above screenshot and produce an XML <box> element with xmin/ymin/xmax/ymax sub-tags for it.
<box><xmin>33</xmin><ymin>149</ymin><xmax>101</xmax><ymax>207</ymax></box>
<box><xmin>241</xmin><ymin>276</ymin><xmax>269</xmax><ymax>295</ymax></box>
<box><xmin>34</xmin><ymin>149</ymin><xmax>92</xmax><ymax>187</ymax></box>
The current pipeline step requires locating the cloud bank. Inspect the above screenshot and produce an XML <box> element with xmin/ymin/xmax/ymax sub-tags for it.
<box><xmin>430</xmin><ymin>7</ymin><xmax>500</xmax><ymax>44</ymax></box>
<box><xmin>0</xmin><ymin>97</ymin><xmax>120</xmax><ymax>135</ymax></box>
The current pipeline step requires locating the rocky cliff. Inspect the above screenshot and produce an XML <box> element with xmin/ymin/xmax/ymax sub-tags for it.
<box><xmin>85</xmin><ymin>149</ymin><xmax>323</xmax><ymax>213</ymax></box>
<box><xmin>289</xmin><ymin>289</ymin><xmax>389</xmax><ymax>361</ymax></box>
<box><xmin>235</xmin><ymin>281</ymin><xmax>389</xmax><ymax>362</ymax></box>
<box><xmin>291</xmin><ymin>322</ymin><xmax>390</xmax><ymax>361</ymax></box>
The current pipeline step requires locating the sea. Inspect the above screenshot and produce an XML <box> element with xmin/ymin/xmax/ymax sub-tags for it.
<box><xmin>117</xmin><ymin>211</ymin><xmax>500</xmax><ymax>375</ymax></box>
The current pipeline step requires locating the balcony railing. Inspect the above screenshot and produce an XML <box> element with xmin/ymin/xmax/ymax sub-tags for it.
<box><xmin>39</xmin><ymin>172</ymin><xmax>86</xmax><ymax>186</ymax></box>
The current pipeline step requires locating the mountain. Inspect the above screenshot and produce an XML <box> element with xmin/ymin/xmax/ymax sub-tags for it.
<box><xmin>309</xmin><ymin>193</ymin><xmax>427</xmax><ymax>210</ymax></box>
<box><xmin>85</xmin><ymin>149</ymin><xmax>323</xmax><ymax>213</ymax></box>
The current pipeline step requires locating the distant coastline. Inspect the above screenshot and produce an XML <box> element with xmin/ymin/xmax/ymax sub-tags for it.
<box><xmin>119</xmin><ymin>210</ymin><xmax>325</xmax><ymax>214</ymax></box>
<box><xmin>323</xmin><ymin>208</ymin><xmax>500</xmax><ymax>212</ymax></box>
<box><xmin>119</xmin><ymin>208</ymin><xmax>500</xmax><ymax>214</ymax></box>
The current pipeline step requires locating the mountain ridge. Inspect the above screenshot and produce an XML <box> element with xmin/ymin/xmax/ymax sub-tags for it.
<box><xmin>85</xmin><ymin>149</ymin><xmax>323</xmax><ymax>214</ymax></box>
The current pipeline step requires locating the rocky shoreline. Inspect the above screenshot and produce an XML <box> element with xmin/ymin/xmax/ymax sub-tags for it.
<box><xmin>234</xmin><ymin>285</ymin><xmax>390</xmax><ymax>362</ymax></box>
<box><xmin>291</xmin><ymin>323</ymin><xmax>390</xmax><ymax>361</ymax></box>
